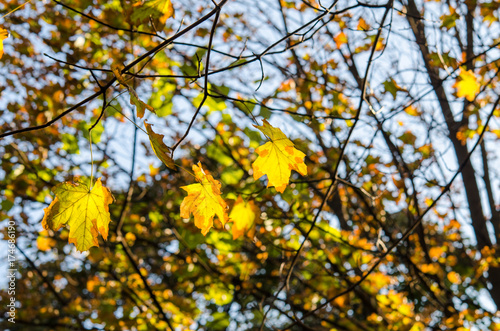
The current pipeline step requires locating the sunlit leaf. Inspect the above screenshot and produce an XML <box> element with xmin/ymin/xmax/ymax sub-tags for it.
<box><xmin>334</xmin><ymin>31</ymin><xmax>347</xmax><ymax>48</ymax></box>
<box><xmin>447</xmin><ymin>271</ymin><xmax>461</xmax><ymax>284</ymax></box>
<box><xmin>42</xmin><ymin>178</ymin><xmax>114</xmax><ymax>252</ymax></box>
<box><xmin>36</xmin><ymin>230</ymin><xmax>56</xmax><ymax>251</ymax></box>
<box><xmin>453</xmin><ymin>68</ymin><xmax>480</xmax><ymax>101</ymax></box>
<box><xmin>180</xmin><ymin>162</ymin><xmax>228</xmax><ymax>235</ymax></box>
<box><xmin>251</xmin><ymin>119</ymin><xmax>307</xmax><ymax>193</ymax></box>
<box><xmin>130</xmin><ymin>90</ymin><xmax>155</xmax><ymax>119</ymax></box>
<box><xmin>229</xmin><ymin>196</ymin><xmax>259</xmax><ymax>240</ymax></box>
<box><xmin>0</xmin><ymin>28</ymin><xmax>8</xmax><ymax>59</ymax></box>
<box><xmin>131</xmin><ymin>0</ymin><xmax>174</xmax><ymax>25</ymax></box>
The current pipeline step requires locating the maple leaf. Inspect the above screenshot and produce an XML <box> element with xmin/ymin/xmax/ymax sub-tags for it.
<box><xmin>42</xmin><ymin>178</ymin><xmax>114</xmax><ymax>252</ymax></box>
<box><xmin>131</xmin><ymin>0</ymin><xmax>175</xmax><ymax>25</ymax></box>
<box><xmin>144</xmin><ymin>120</ymin><xmax>176</xmax><ymax>169</ymax></box>
<box><xmin>453</xmin><ymin>68</ymin><xmax>480</xmax><ymax>101</ymax></box>
<box><xmin>252</xmin><ymin>119</ymin><xmax>307</xmax><ymax>193</ymax></box>
<box><xmin>111</xmin><ymin>63</ymin><xmax>155</xmax><ymax>118</ymax></box>
<box><xmin>229</xmin><ymin>196</ymin><xmax>260</xmax><ymax>240</ymax></box>
<box><xmin>0</xmin><ymin>28</ymin><xmax>8</xmax><ymax>59</ymax></box>
<box><xmin>180</xmin><ymin>162</ymin><xmax>228</xmax><ymax>235</ymax></box>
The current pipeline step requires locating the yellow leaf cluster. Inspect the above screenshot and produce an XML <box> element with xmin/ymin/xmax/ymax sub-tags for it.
<box><xmin>180</xmin><ymin>163</ymin><xmax>228</xmax><ymax>235</ymax></box>
<box><xmin>42</xmin><ymin>178</ymin><xmax>114</xmax><ymax>252</ymax></box>
<box><xmin>252</xmin><ymin>119</ymin><xmax>307</xmax><ymax>193</ymax></box>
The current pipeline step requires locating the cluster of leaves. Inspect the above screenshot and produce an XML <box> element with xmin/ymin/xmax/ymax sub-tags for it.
<box><xmin>1</xmin><ymin>0</ymin><xmax>500</xmax><ymax>330</ymax></box>
<box><xmin>42</xmin><ymin>117</ymin><xmax>307</xmax><ymax>251</ymax></box>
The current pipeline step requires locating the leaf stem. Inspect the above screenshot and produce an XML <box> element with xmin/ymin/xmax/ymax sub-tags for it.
<box><xmin>88</xmin><ymin>132</ymin><xmax>94</xmax><ymax>189</ymax></box>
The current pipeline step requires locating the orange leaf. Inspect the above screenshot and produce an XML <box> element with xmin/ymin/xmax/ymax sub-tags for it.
<box><xmin>334</xmin><ymin>32</ymin><xmax>347</xmax><ymax>48</ymax></box>
<box><xmin>0</xmin><ymin>28</ymin><xmax>8</xmax><ymax>59</ymax></box>
<box><xmin>447</xmin><ymin>271</ymin><xmax>461</xmax><ymax>284</ymax></box>
<box><xmin>180</xmin><ymin>162</ymin><xmax>228</xmax><ymax>235</ymax></box>
<box><xmin>37</xmin><ymin>230</ymin><xmax>56</xmax><ymax>251</ymax></box>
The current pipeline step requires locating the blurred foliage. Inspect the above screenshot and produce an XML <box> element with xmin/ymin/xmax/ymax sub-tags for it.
<box><xmin>1</xmin><ymin>0</ymin><xmax>500</xmax><ymax>330</ymax></box>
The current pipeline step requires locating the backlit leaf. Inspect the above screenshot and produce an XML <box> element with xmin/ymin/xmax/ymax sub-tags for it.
<box><xmin>131</xmin><ymin>0</ymin><xmax>174</xmax><ymax>25</ymax></box>
<box><xmin>130</xmin><ymin>90</ymin><xmax>155</xmax><ymax>119</ymax></box>
<box><xmin>447</xmin><ymin>271</ymin><xmax>461</xmax><ymax>284</ymax></box>
<box><xmin>453</xmin><ymin>68</ymin><xmax>480</xmax><ymax>102</ymax></box>
<box><xmin>37</xmin><ymin>230</ymin><xmax>56</xmax><ymax>251</ymax></box>
<box><xmin>0</xmin><ymin>28</ymin><xmax>8</xmax><ymax>59</ymax></box>
<box><xmin>144</xmin><ymin>120</ymin><xmax>175</xmax><ymax>169</ymax></box>
<box><xmin>334</xmin><ymin>32</ymin><xmax>347</xmax><ymax>48</ymax></box>
<box><xmin>180</xmin><ymin>162</ymin><xmax>228</xmax><ymax>235</ymax></box>
<box><xmin>252</xmin><ymin>119</ymin><xmax>307</xmax><ymax>193</ymax></box>
<box><xmin>42</xmin><ymin>178</ymin><xmax>114</xmax><ymax>252</ymax></box>
<box><xmin>229</xmin><ymin>196</ymin><xmax>259</xmax><ymax>240</ymax></box>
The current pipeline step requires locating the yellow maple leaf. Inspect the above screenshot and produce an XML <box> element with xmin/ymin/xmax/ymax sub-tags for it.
<box><xmin>144</xmin><ymin>120</ymin><xmax>176</xmax><ymax>169</ymax></box>
<box><xmin>180</xmin><ymin>162</ymin><xmax>228</xmax><ymax>235</ymax></box>
<box><xmin>42</xmin><ymin>178</ymin><xmax>114</xmax><ymax>252</ymax></box>
<box><xmin>453</xmin><ymin>68</ymin><xmax>480</xmax><ymax>101</ymax></box>
<box><xmin>252</xmin><ymin>119</ymin><xmax>307</xmax><ymax>193</ymax></box>
<box><xmin>0</xmin><ymin>28</ymin><xmax>8</xmax><ymax>59</ymax></box>
<box><xmin>229</xmin><ymin>196</ymin><xmax>260</xmax><ymax>240</ymax></box>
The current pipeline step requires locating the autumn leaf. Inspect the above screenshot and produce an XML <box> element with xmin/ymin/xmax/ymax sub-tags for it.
<box><xmin>180</xmin><ymin>162</ymin><xmax>228</xmax><ymax>235</ymax></box>
<box><xmin>111</xmin><ymin>63</ymin><xmax>155</xmax><ymax>118</ymax></box>
<box><xmin>37</xmin><ymin>230</ymin><xmax>56</xmax><ymax>251</ymax></box>
<box><xmin>0</xmin><ymin>28</ymin><xmax>8</xmax><ymax>59</ymax></box>
<box><xmin>131</xmin><ymin>0</ymin><xmax>174</xmax><ymax>25</ymax></box>
<box><xmin>453</xmin><ymin>67</ymin><xmax>480</xmax><ymax>101</ymax></box>
<box><xmin>229</xmin><ymin>196</ymin><xmax>259</xmax><ymax>240</ymax></box>
<box><xmin>252</xmin><ymin>119</ymin><xmax>307</xmax><ymax>193</ymax></box>
<box><xmin>334</xmin><ymin>31</ymin><xmax>347</xmax><ymax>48</ymax></box>
<box><xmin>42</xmin><ymin>178</ymin><xmax>114</xmax><ymax>252</ymax></box>
<box><xmin>447</xmin><ymin>271</ymin><xmax>461</xmax><ymax>284</ymax></box>
<box><xmin>383</xmin><ymin>78</ymin><xmax>407</xmax><ymax>100</ymax></box>
<box><xmin>130</xmin><ymin>91</ymin><xmax>155</xmax><ymax>119</ymax></box>
<box><xmin>144</xmin><ymin>120</ymin><xmax>176</xmax><ymax>169</ymax></box>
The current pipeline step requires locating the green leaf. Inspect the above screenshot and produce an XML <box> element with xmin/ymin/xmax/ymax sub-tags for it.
<box><xmin>221</xmin><ymin>167</ymin><xmax>244</xmax><ymax>185</ymax></box>
<box><xmin>383</xmin><ymin>78</ymin><xmax>406</xmax><ymax>100</ymax></box>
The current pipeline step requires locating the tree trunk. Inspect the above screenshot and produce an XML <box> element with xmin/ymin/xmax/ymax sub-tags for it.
<box><xmin>404</xmin><ymin>0</ymin><xmax>500</xmax><ymax>308</ymax></box>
